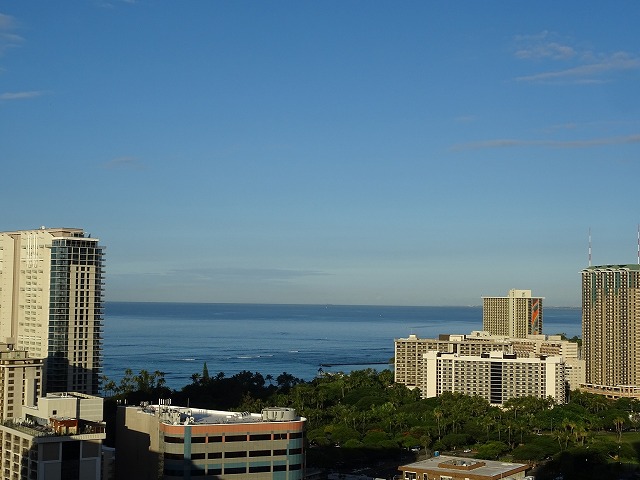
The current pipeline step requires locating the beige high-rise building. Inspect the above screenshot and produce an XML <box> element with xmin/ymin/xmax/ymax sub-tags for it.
<box><xmin>0</xmin><ymin>346</ymin><xmax>43</xmax><ymax>421</ymax></box>
<box><xmin>581</xmin><ymin>264</ymin><xmax>640</xmax><ymax>398</ymax></box>
<box><xmin>482</xmin><ymin>289</ymin><xmax>543</xmax><ymax>337</ymax></box>
<box><xmin>0</xmin><ymin>228</ymin><xmax>104</xmax><ymax>395</ymax></box>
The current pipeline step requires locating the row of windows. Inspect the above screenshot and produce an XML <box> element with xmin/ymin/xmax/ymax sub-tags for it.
<box><xmin>165</xmin><ymin>432</ymin><xmax>302</xmax><ymax>443</ymax></box>
<box><xmin>164</xmin><ymin>463</ymin><xmax>302</xmax><ymax>476</ymax></box>
<box><xmin>165</xmin><ymin>447</ymin><xmax>302</xmax><ymax>461</ymax></box>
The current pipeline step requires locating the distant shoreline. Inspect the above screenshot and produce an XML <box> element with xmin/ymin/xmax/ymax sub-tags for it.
<box><xmin>104</xmin><ymin>300</ymin><xmax>580</xmax><ymax>309</ymax></box>
<box><xmin>319</xmin><ymin>362</ymin><xmax>391</xmax><ymax>367</ymax></box>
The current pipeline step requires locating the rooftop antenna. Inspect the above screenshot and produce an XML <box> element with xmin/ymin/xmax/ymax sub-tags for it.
<box><xmin>588</xmin><ymin>227</ymin><xmax>592</xmax><ymax>267</ymax></box>
<box><xmin>638</xmin><ymin>223</ymin><xmax>640</xmax><ymax>265</ymax></box>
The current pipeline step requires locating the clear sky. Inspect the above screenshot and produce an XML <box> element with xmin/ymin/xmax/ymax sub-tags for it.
<box><xmin>2</xmin><ymin>1</ymin><xmax>639</xmax><ymax>306</ymax></box>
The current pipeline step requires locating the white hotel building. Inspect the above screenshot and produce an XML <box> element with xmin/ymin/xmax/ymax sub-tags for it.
<box><xmin>420</xmin><ymin>351</ymin><xmax>566</xmax><ymax>405</ymax></box>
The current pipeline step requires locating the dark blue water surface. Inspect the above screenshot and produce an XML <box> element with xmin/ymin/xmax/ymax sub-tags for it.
<box><xmin>102</xmin><ymin>303</ymin><xmax>581</xmax><ymax>388</ymax></box>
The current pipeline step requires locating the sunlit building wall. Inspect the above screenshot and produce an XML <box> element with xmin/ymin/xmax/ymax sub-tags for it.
<box><xmin>581</xmin><ymin>265</ymin><xmax>640</xmax><ymax>398</ymax></box>
<box><xmin>0</xmin><ymin>346</ymin><xmax>43</xmax><ymax>421</ymax></box>
<box><xmin>0</xmin><ymin>228</ymin><xmax>104</xmax><ymax>395</ymax></box>
<box><xmin>420</xmin><ymin>351</ymin><xmax>566</xmax><ymax>405</ymax></box>
<box><xmin>395</xmin><ymin>332</ymin><xmax>582</xmax><ymax>391</ymax></box>
<box><xmin>482</xmin><ymin>289</ymin><xmax>543</xmax><ymax>337</ymax></box>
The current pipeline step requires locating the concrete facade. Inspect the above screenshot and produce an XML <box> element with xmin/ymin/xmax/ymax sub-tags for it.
<box><xmin>582</xmin><ymin>264</ymin><xmax>640</xmax><ymax>398</ymax></box>
<box><xmin>0</xmin><ymin>346</ymin><xmax>43</xmax><ymax>421</ymax></box>
<box><xmin>0</xmin><ymin>228</ymin><xmax>105</xmax><ymax>395</ymax></box>
<box><xmin>0</xmin><ymin>392</ymin><xmax>105</xmax><ymax>480</ymax></box>
<box><xmin>482</xmin><ymin>289</ymin><xmax>543</xmax><ymax>337</ymax></box>
<box><xmin>420</xmin><ymin>351</ymin><xmax>566</xmax><ymax>405</ymax></box>
<box><xmin>399</xmin><ymin>455</ymin><xmax>528</xmax><ymax>480</ymax></box>
<box><xmin>116</xmin><ymin>403</ymin><xmax>306</xmax><ymax>480</ymax></box>
<box><xmin>395</xmin><ymin>332</ymin><xmax>583</xmax><ymax>392</ymax></box>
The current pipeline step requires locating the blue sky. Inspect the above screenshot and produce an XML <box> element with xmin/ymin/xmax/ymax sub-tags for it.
<box><xmin>1</xmin><ymin>1</ymin><xmax>639</xmax><ymax>306</ymax></box>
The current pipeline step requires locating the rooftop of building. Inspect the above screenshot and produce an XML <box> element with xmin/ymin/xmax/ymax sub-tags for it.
<box><xmin>428</xmin><ymin>350</ymin><xmax>563</xmax><ymax>362</ymax></box>
<box><xmin>0</xmin><ymin>227</ymin><xmax>85</xmax><ymax>235</ymax></box>
<box><xmin>2</xmin><ymin>419</ymin><xmax>106</xmax><ymax>439</ymax></box>
<box><xmin>131</xmin><ymin>403</ymin><xmax>303</xmax><ymax>426</ymax></box>
<box><xmin>582</xmin><ymin>264</ymin><xmax>640</xmax><ymax>271</ymax></box>
<box><xmin>400</xmin><ymin>455</ymin><xmax>528</xmax><ymax>477</ymax></box>
<box><xmin>397</xmin><ymin>331</ymin><xmax>574</xmax><ymax>344</ymax></box>
<box><xmin>0</xmin><ymin>344</ymin><xmax>42</xmax><ymax>361</ymax></box>
<box><xmin>44</xmin><ymin>391</ymin><xmax>101</xmax><ymax>400</ymax></box>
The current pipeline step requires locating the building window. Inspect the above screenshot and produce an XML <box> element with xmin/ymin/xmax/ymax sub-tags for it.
<box><xmin>224</xmin><ymin>451</ymin><xmax>246</xmax><ymax>458</ymax></box>
<box><xmin>164</xmin><ymin>453</ymin><xmax>183</xmax><ymax>460</ymax></box>
<box><xmin>249</xmin><ymin>466</ymin><xmax>271</xmax><ymax>473</ymax></box>
<box><xmin>164</xmin><ymin>436</ymin><xmax>184</xmax><ymax>444</ymax></box>
<box><xmin>224</xmin><ymin>466</ymin><xmax>246</xmax><ymax>474</ymax></box>
<box><xmin>249</xmin><ymin>450</ymin><xmax>271</xmax><ymax>457</ymax></box>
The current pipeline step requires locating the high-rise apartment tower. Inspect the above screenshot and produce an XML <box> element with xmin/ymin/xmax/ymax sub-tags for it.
<box><xmin>0</xmin><ymin>228</ymin><xmax>104</xmax><ymax>395</ymax></box>
<box><xmin>482</xmin><ymin>289</ymin><xmax>543</xmax><ymax>338</ymax></box>
<box><xmin>581</xmin><ymin>265</ymin><xmax>640</xmax><ymax>398</ymax></box>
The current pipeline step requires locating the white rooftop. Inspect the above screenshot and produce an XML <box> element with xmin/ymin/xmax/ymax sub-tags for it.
<box><xmin>135</xmin><ymin>404</ymin><xmax>301</xmax><ymax>426</ymax></box>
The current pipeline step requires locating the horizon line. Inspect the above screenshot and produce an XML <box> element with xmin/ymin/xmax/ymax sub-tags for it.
<box><xmin>104</xmin><ymin>300</ymin><xmax>581</xmax><ymax>309</ymax></box>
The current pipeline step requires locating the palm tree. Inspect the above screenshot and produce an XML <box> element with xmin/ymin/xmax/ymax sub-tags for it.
<box><xmin>153</xmin><ymin>370</ymin><xmax>166</xmax><ymax>388</ymax></box>
<box><xmin>573</xmin><ymin>424</ymin><xmax>587</xmax><ymax>446</ymax></box>
<box><xmin>554</xmin><ymin>429</ymin><xmax>571</xmax><ymax>451</ymax></box>
<box><xmin>482</xmin><ymin>413</ymin><xmax>496</xmax><ymax>442</ymax></box>
<box><xmin>433</xmin><ymin>408</ymin><xmax>443</xmax><ymax>439</ymax></box>
<box><xmin>614</xmin><ymin>416</ymin><xmax>625</xmax><ymax>443</ymax></box>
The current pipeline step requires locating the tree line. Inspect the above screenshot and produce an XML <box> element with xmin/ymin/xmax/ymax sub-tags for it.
<box><xmin>103</xmin><ymin>367</ymin><xmax>640</xmax><ymax>479</ymax></box>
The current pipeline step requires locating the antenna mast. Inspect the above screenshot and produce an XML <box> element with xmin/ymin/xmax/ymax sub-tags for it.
<box><xmin>638</xmin><ymin>223</ymin><xmax>640</xmax><ymax>265</ymax></box>
<box><xmin>588</xmin><ymin>227</ymin><xmax>592</xmax><ymax>267</ymax></box>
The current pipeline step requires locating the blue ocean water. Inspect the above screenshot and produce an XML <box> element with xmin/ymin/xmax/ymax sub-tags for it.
<box><xmin>102</xmin><ymin>303</ymin><xmax>581</xmax><ymax>389</ymax></box>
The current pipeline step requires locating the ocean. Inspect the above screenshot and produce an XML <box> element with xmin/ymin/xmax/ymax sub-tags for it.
<box><xmin>102</xmin><ymin>302</ymin><xmax>582</xmax><ymax>389</ymax></box>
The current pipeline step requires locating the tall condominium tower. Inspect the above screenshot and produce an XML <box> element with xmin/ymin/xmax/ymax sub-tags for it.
<box><xmin>482</xmin><ymin>289</ymin><xmax>543</xmax><ymax>338</ymax></box>
<box><xmin>0</xmin><ymin>228</ymin><xmax>104</xmax><ymax>395</ymax></box>
<box><xmin>581</xmin><ymin>265</ymin><xmax>640</xmax><ymax>397</ymax></box>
